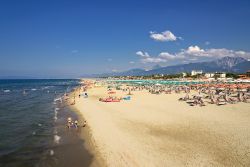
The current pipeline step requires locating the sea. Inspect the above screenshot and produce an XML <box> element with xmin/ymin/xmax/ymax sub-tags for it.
<box><xmin>0</xmin><ymin>79</ymin><xmax>94</xmax><ymax>167</ymax></box>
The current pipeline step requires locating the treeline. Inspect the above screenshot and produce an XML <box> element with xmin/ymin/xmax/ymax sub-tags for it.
<box><xmin>105</xmin><ymin>72</ymin><xmax>244</xmax><ymax>80</ymax></box>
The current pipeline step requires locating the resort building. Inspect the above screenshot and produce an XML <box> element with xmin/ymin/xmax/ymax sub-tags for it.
<box><xmin>247</xmin><ymin>70</ymin><xmax>250</xmax><ymax>77</ymax></box>
<box><xmin>216</xmin><ymin>72</ymin><xmax>226</xmax><ymax>78</ymax></box>
<box><xmin>238</xmin><ymin>74</ymin><xmax>247</xmax><ymax>79</ymax></box>
<box><xmin>205</xmin><ymin>73</ymin><xmax>215</xmax><ymax>78</ymax></box>
<box><xmin>191</xmin><ymin>70</ymin><xmax>203</xmax><ymax>76</ymax></box>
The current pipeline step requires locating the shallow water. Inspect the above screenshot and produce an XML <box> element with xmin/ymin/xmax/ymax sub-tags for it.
<box><xmin>0</xmin><ymin>79</ymin><xmax>93</xmax><ymax>167</ymax></box>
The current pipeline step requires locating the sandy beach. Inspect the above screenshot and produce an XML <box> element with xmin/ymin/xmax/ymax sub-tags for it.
<box><xmin>73</xmin><ymin>81</ymin><xmax>250</xmax><ymax>167</ymax></box>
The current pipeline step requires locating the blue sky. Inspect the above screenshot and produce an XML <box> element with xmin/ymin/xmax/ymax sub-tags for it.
<box><xmin>0</xmin><ymin>0</ymin><xmax>250</xmax><ymax>78</ymax></box>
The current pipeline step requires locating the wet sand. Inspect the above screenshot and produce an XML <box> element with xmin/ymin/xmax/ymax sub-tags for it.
<box><xmin>73</xmin><ymin>85</ymin><xmax>250</xmax><ymax>166</ymax></box>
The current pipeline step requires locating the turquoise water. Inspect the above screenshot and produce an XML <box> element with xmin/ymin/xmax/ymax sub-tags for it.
<box><xmin>0</xmin><ymin>79</ymin><xmax>93</xmax><ymax>167</ymax></box>
<box><xmin>108</xmin><ymin>79</ymin><xmax>205</xmax><ymax>85</ymax></box>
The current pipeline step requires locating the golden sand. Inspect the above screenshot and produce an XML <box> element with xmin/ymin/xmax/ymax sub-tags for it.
<box><xmin>73</xmin><ymin>84</ymin><xmax>250</xmax><ymax>167</ymax></box>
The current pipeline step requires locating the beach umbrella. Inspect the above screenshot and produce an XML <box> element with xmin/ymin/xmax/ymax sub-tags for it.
<box><xmin>108</xmin><ymin>91</ymin><xmax>116</xmax><ymax>94</ymax></box>
<box><xmin>239</xmin><ymin>89</ymin><xmax>247</xmax><ymax>92</ymax></box>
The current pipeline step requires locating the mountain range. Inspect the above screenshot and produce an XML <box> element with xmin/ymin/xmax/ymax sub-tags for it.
<box><xmin>92</xmin><ymin>57</ymin><xmax>250</xmax><ymax>77</ymax></box>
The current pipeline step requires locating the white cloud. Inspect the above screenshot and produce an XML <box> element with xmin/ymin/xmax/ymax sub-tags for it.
<box><xmin>136</xmin><ymin>46</ymin><xmax>250</xmax><ymax>64</ymax></box>
<box><xmin>150</xmin><ymin>30</ymin><xmax>181</xmax><ymax>42</ymax></box>
<box><xmin>159</xmin><ymin>52</ymin><xmax>175</xmax><ymax>59</ymax></box>
<box><xmin>142</xmin><ymin>57</ymin><xmax>167</xmax><ymax>63</ymax></box>
<box><xmin>159</xmin><ymin>52</ymin><xmax>185</xmax><ymax>60</ymax></box>
<box><xmin>112</xmin><ymin>69</ymin><xmax>118</xmax><ymax>72</ymax></box>
<box><xmin>186</xmin><ymin>45</ymin><xmax>204</xmax><ymax>54</ymax></box>
<box><xmin>129</xmin><ymin>61</ymin><xmax>135</xmax><ymax>64</ymax></box>
<box><xmin>107</xmin><ymin>58</ymin><xmax>112</xmax><ymax>62</ymax></box>
<box><xmin>136</xmin><ymin>51</ymin><xmax>150</xmax><ymax>58</ymax></box>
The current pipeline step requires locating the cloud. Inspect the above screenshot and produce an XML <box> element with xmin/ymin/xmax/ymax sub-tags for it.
<box><xmin>136</xmin><ymin>46</ymin><xmax>250</xmax><ymax>64</ymax></box>
<box><xmin>186</xmin><ymin>45</ymin><xmax>204</xmax><ymax>54</ymax></box>
<box><xmin>129</xmin><ymin>61</ymin><xmax>135</xmax><ymax>64</ymax></box>
<box><xmin>107</xmin><ymin>58</ymin><xmax>112</xmax><ymax>62</ymax></box>
<box><xmin>142</xmin><ymin>57</ymin><xmax>167</xmax><ymax>63</ymax></box>
<box><xmin>112</xmin><ymin>69</ymin><xmax>118</xmax><ymax>72</ymax></box>
<box><xmin>159</xmin><ymin>52</ymin><xmax>185</xmax><ymax>60</ymax></box>
<box><xmin>136</xmin><ymin>51</ymin><xmax>150</xmax><ymax>58</ymax></box>
<box><xmin>149</xmin><ymin>30</ymin><xmax>181</xmax><ymax>42</ymax></box>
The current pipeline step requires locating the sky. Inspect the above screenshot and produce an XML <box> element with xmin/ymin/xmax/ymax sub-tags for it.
<box><xmin>0</xmin><ymin>0</ymin><xmax>250</xmax><ymax>78</ymax></box>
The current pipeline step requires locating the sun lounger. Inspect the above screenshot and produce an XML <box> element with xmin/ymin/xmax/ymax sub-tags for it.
<box><xmin>217</xmin><ymin>102</ymin><xmax>227</xmax><ymax>106</ymax></box>
<box><xmin>186</xmin><ymin>100</ymin><xmax>195</xmax><ymax>104</ymax></box>
<box><xmin>123</xmin><ymin>96</ymin><xmax>131</xmax><ymax>100</ymax></box>
<box><xmin>102</xmin><ymin>99</ymin><xmax>120</xmax><ymax>102</ymax></box>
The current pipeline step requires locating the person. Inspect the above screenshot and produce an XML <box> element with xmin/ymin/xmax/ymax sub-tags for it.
<box><xmin>71</xmin><ymin>98</ymin><xmax>75</xmax><ymax>105</ymax></box>
<box><xmin>84</xmin><ymin>92</ymin><xmax>88</xmax><ymax>98</ymax></box>
<box><xmin>67</xmin><ymin>117</ymin><xmax>72</xmax><ymax>128</ymax></box>
<box><xmin>82</xmin><ymin>120</ymin><xmax>87</xmax><ymax>127</ymax></box>
<box><xmin>74</xmin><ymin>120</ymin><xmax>78</xmax><ymax>128</ymax></box>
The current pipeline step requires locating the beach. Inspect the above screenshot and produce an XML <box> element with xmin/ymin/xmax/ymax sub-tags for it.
<box><xmin>73</xmin><ymin>80</ymin><xmax>250</xmax><ymax>166</ymax></box>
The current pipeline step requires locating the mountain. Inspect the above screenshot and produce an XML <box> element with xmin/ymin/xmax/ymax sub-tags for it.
<box><xmin>152</xmin><ymin>64</ymin><xmax>162</xmax><ymax>70</ymax></box>
<box><xmin>213</xmin><ymin>56</ymin><xmax>246</xmax><ymax>71</ymax></box>
<box><xmin>147</xmin><ymin>57</ymin><xmax>249</xmax><ymax>75</ymax></box>
<box><xmin>94</xmin><ymin>57</ymin><xmax>250</xmax><ymax>77</ymax></box>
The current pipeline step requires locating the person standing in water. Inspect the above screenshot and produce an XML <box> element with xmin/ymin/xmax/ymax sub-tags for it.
<box><xmin>74</xmin><ymin>120</ymin><xmax>78</xmax><ymax>128</ymax></box>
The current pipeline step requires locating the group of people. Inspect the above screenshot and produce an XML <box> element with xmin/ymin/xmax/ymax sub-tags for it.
<box><xmin>67</xmin><ymin>117</ymin><xmax>79</xmax><ymax>128</ymax></box>
<box><xmin>67</xmin><ymin>117</ymin><xmax>87</xmax><ymax>128</ymax></box>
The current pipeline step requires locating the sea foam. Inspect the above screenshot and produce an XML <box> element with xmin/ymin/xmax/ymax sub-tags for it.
<box><xmin>54</xmin><ymin>135</ymin><xmax>61</xmax><ymax>144</ymax></box>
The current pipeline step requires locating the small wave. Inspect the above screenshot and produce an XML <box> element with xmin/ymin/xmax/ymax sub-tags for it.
<box><xmin>32</xmin><ymin>131</ymin><xmax>36</xmax><ymax>135</ymax></box>
<box><xmin>42</xmin><ymin>86</ymin><xmax>53</xmax><ymax>90</ymax></box>
<box><xmin>55</xmin><ymin>108</ymin><xmax>60</xmax><ymax>111</ymax></box>
<box><xmin>3</xmin><ymin>90</ymin><xmax>10</xmax><ymax>93</ymax></box>
<box><xmin>31</xmin><ymin>88</ymin><xmax>37</xmax><ymax>91</ymax></box>
<box><xmin>54</xmin><ymin>108</ymin><xmax>58</xmax><ymax>121</ymax></box>
<box><xmin>50</xmin><ymin>149</ymin><xmax>54</xmax><ymax>156</ymax></box>
<box><xmin>54</xmin><ymin>135</ymin><xmax>61</xmax><ymax>144</ymax></box>
<box><xmin>54</xmin><ymin>115</ymin><xmax>57</xmax><ymax>121</ymax></box>
<box><xmin>54</xmin><ymin>98</ymin><xmax>62</xmax><ymax>102</ymax></box>
<box><xmin>38</xmin><ymin>123</ymin><xmax>42</xmax><ymax>127</ymax></box>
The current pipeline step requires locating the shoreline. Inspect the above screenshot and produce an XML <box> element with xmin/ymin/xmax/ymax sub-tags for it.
<box><xmin>68</xmin><ymin>89</ymin><xmax>105</xmax><ymax>167</ymax></box>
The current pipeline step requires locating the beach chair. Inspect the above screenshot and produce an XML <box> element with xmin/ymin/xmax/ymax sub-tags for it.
<box><xmin>123</xmin><ymin>96</ymin><xmax>131</xmax><ymax>100</ymax></box>
<box><xmin>217</xmin><ymin>102</ymin><xmax>227</xmax><ymax>106</ymax></box>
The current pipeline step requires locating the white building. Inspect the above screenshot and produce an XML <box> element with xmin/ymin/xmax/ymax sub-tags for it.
<box><xmin>218</xmin><ymin>73</ymin><xmax>226</xmax><ymax>78</ymax></box>
<box><xmin>191</xmin><ymin>70</ymin><xmax>203</xmax><ymax>76</ymax></box>
<box><xmin>205</xmin><ymin>73</ymin><xmax>215</xmax><ymax>78</ymax></box>
<box><xmin>205</xmin><ymin>72</ymin><xmax>226</xmax><ymax>78</ymax></box>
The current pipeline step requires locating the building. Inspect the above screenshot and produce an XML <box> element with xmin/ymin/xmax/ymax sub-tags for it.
<box><xmin>238</xmin><ymin>74</ymin><xmax>247</xmax><ymax>79</ymax></box>
<box><xmin>205</xmin><ymin>73</ymin><xmax>215</xmax><ymax>78</ymax></box>
<box><xmin>182</xmin><ymin>72</ymin><xmax>187</xmax><ymax>77</ymax></box>
<box><xmin>247</xmin><ymin>70</ymin><xmax>250</xmax><ymax>77</ymax></box>
<box><xmin>191</xmin><ymin>70</ymin><xmax>203</xmax><ymax>76</ymax></box>
<box><xmin>217</xmin><ymin>72</ymin><xmax>226</xmax><ymax>78</ymax></box>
